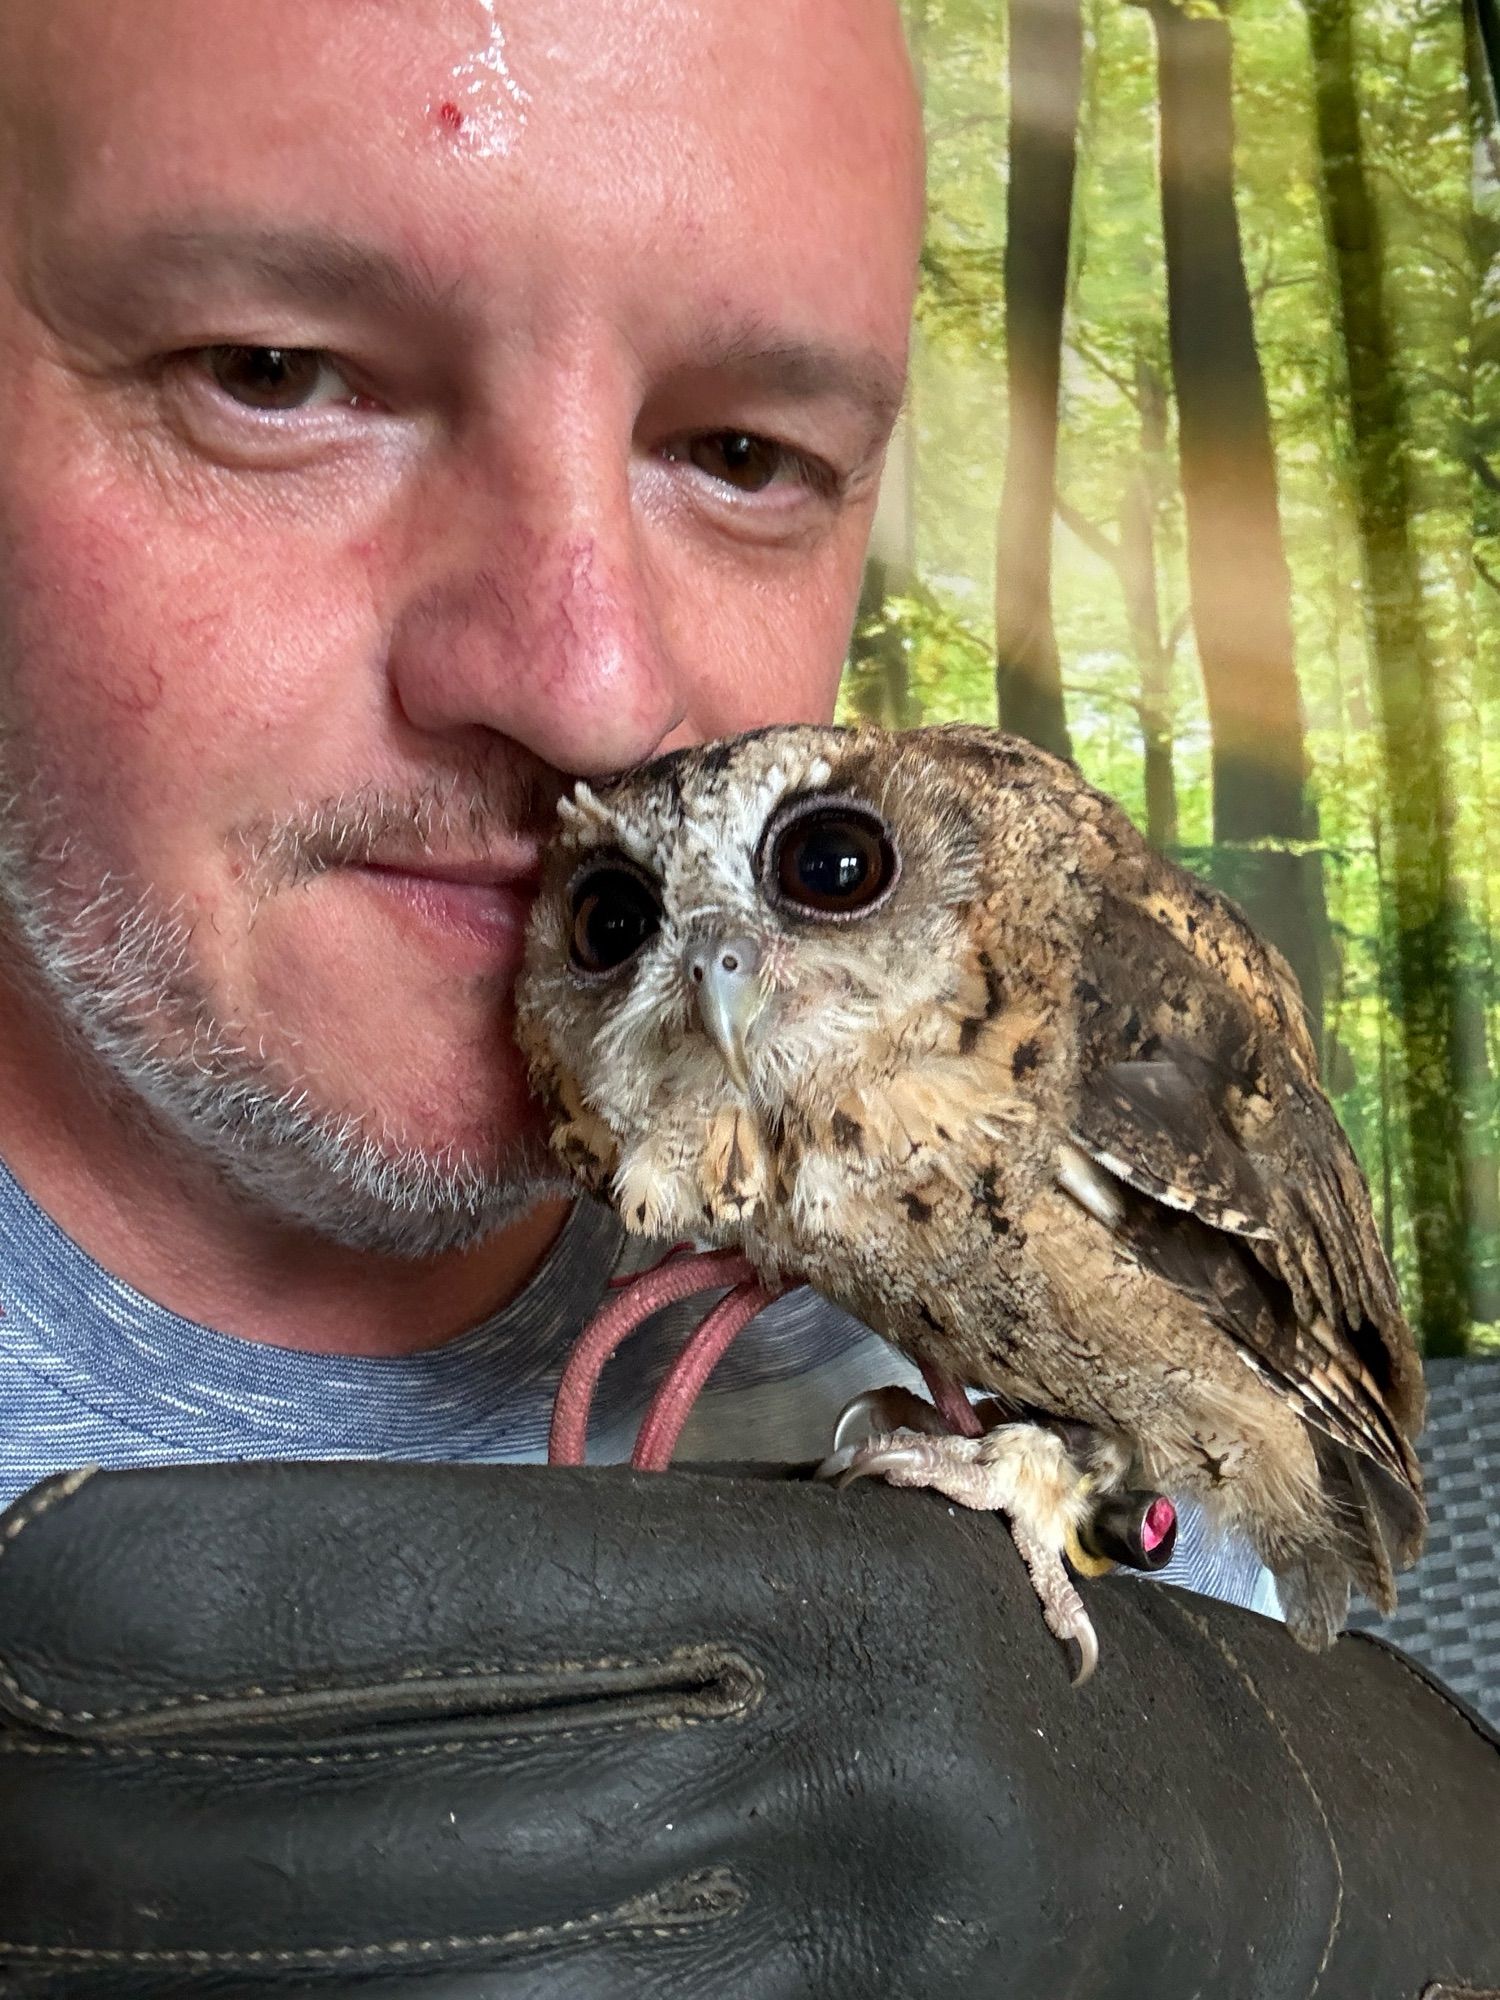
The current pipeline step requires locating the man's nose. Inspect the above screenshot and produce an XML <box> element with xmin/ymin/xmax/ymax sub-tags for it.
<box><xmin>382</xmin><ymin>411</ymin><xmax>685</xmax><ymax>777</ymax></box>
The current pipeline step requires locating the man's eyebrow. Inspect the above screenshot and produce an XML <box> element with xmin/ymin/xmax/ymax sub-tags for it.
<box><xmin>43</xmin><ymin>223</ymin><xmax>455</xmax><ymax>327</ymax></box>
<box><xmin>40</xmin><ymin>224</ymin><xmax>908</xmax><ymax>430</ymax></box>
<box><xmin>692</xmin><ymin>328</ymin><xmax>908</xmax><ymax>430</ymax></box>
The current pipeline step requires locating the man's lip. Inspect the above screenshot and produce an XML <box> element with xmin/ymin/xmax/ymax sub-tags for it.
<box><xmin>345</xmin><ymin>858</ymin><xmax>543</xmax><ymax>962</ymax></box>
<box><xmin>355</xmin><ymin>855</ymin><xmax>544</xmax><ymax>893</ymax></box>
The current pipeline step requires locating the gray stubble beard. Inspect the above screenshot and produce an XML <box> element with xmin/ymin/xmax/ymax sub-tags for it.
<box><xmin>0</xmin><ymin>747</ymin><xmax>569</xmax><ymax>1259</ymax></box>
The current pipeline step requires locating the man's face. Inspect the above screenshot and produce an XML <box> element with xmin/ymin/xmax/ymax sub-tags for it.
<box><xmin>0</xmin><ymin>0</ymin><xmax>921</xmax><ymax>1250</ymax></box>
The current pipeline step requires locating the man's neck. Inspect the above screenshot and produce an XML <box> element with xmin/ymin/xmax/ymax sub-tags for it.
<box><xmin>0</xmin><ymin>974</ymin><xmax>570</xmax><ymax>1357</ymax></box>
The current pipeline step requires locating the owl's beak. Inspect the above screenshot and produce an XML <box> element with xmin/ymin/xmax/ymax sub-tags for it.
<box><xmin>686</xmin><ymin>937</ymin><xmax>766</xmax><ymax>1090</ymax></box>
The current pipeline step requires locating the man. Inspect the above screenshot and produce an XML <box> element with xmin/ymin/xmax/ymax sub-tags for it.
<box><xmin>6</xmin><ymin>8</ymin><xmax>1496</xmax><ymax>1993</ymax></box>
<box><xmin>0</xmin><ymin>0</ymin><xmax>1264</xmax><ymax>1601</ymax></box>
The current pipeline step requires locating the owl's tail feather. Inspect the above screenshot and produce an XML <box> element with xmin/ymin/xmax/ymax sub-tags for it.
<box><xmin>1275</xmin><ymin>1548</ymin><xmax>1350</xmax><ymax>1651</ymax></box>
<box><xmin>1276</xmin><ymin>1436</ymin><xmax>1423</xmax><ymax>1648</ymax></box>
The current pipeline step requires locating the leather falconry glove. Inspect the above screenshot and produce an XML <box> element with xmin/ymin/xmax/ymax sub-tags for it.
<box><xmin>0</xmin><ymin>1459</ymin><xmax>1496</xmax><ymax>1999</ymax></box>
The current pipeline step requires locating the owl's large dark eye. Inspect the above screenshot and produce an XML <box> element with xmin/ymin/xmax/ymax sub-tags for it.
<box><xmin>569</xmin><ymin>864</ymin><xmax>662</xmax><ymax>975</ymax></box>
<box><xmin>764</xmin><ymin>801</ymin><xmax>899</xmax><ymax>919</ymax></box>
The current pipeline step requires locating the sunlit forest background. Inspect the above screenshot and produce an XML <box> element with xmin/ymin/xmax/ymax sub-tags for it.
<box><xmin>838</xmin><ymin>0</ymin><xmax>1499</xmax><ymax>1354</ymax></box>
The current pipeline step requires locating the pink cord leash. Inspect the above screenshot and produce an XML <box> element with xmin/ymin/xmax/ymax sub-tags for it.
<box><xmin>630</xmin><ymin>1276</ymin><xmax>790</xmax><ymax>1469</ymax></box>
<box><xmin>547</xmin><ymin>1248</ymin><xmax>792</xmax><ymax>1470</ymax></box>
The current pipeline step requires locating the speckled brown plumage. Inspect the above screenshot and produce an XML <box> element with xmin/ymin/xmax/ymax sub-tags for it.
<box><xmin>516</xmin><ymin>723</ymin><xmax>1426</xmax><ymax>1647</ymax></box>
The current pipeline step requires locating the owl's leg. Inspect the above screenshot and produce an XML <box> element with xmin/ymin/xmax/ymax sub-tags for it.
<box><xmin>835</xmin><ymin>1422</ymin><xmax>1102</xmax><ymax>1683</ymax></box>
<box><xmin>824</xmin><ymin>1393</ymin><xmax>1177</xmax><ymax>1567</ymax></box>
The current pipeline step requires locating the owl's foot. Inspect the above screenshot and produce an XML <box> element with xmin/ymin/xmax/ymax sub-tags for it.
<box><xmin>822</xmin><ymin>1390</ymin><xmax>1179</xmax><ymax>1574</ymax></box>
<box><xmin>819</xmin><ymin>1383</ymin><xmax>1020</xmax><ymax>1472</ymax></box>
<box><xmin>833</xmin><ymin>1420</ymin><xmax>1102</xmax><ymax>1684</ymax></box>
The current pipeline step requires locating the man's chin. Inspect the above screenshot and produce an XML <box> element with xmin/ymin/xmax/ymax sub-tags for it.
<box><xmin>0</xmin><ymin>819</ymin><xmax>571</xmax><ymax>1256</ymax></box>
<box><xmin>134</xmin><ymin>1042</ymin><xmax>569</xmax><ymax>1259</ymax></box>
<box><xmin>214</xmin><ymin>1117</ymin><xmax>572</xmax><ymax>1260</ymax></box>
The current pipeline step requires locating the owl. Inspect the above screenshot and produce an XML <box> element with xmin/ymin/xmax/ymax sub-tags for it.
<box><xmin>515</xmin><ymin>723</ymin><xmax>1425</xmax><ymax>1677</ymax></box>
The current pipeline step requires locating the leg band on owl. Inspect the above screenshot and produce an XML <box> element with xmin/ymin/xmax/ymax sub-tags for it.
<box><xmin>548</xmin><ymin>1250</ymin><xmax>760</xmax><ymax>1467</ymax></box>
<box><xmin>1076</xmin><ymin>1491</ymin><xmax>1178</xmax><ymax>1573</ymax></box>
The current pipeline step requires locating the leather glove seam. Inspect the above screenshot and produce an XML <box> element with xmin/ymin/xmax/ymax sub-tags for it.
<box><xmin>1171</xmin><ymin>1599</ymin><xmax>1344</xmax><ymax>1993</ymax></box>
<box><xmin>0</xmin><ymin>1866</ymin><xmax>748</xmax><ymax>1971</ymax></box>
<box><xmin>0</xmin><ymin>1699</ymin><xmax>755</xmax><ymax>1764</ymax></box>
<box><xmin>0</xmin><ymin>1466</ymin><xmax>95</xmax><ymax>1570</ymax></box>
<box><xmin>0</xmin><ymin>1637</ymin><xmax>763</xmax><ymax>1734</ymax></box>
<box><xmin>1343</xmin><ymin>1631</ymin><xmax>1500</xmax><ymax>1757</ymax></box>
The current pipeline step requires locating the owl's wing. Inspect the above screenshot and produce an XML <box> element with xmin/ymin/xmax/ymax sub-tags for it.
<box><xmin>1064</xmin><ymin>882</ymin><xmax>1424</xmax><ymax>1541</ymax></box>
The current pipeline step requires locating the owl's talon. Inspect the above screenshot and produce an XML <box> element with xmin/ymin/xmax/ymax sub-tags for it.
<box><xmin>1007</xmin><ymin>1513</ymin><xmax>1100</xmax><ymax>1685</ymax></box>
<box><xmin>825</xmin><ymin>1386</ymin><xmax>949</xmax><ymax>1463</ymax></box>
<box><xmin>826</xmin><ymin>1421</ymin><xmax>1103</xmax><ymax>1683</ymax></box>
<box><xmin>1065</xmin><ymin>1611</ymin><xmax>1100</xmax><ymax>1687</ymax></box>
<box><xmin>829</xmin><ymin>1426</ymin><xmax>938</xmax><ymax>1489</ymax></box>
<box><xmin>1057</xmin><ymin>1601</ymin><xmax>1100</xmax><ymax>1686</ymax></box>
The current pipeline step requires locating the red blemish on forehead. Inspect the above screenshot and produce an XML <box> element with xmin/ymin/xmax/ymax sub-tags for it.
<box><xmin>436</xmin><ymin>100</ymin><xmax>465</xmax><ymax>135</ymax></box>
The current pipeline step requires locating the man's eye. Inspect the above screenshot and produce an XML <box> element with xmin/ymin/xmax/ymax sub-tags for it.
<box><xmin>672</xmin><ymin>430</ymin><xmax>837</xmax><ymax>499</ymax></box>
<box><xmin>686</xmin><ymin>432</ymin><xmax>788</xmax><ymax>492</ymax></box>
<box><xmin>198</xmin><ymin>346</ymin><xmax>352</xmax><ymax>412</ymax></box>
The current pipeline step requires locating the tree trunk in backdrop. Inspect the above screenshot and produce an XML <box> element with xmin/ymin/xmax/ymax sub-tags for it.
<box><xmin>994</xmin><ymin>0</ymin><xmax>1081</xmax><ymax>757</ymax></box>
<box><xmin>847</xmin><ymin>406</ymin><xmax>919</xmax><ymax>728</ymax></box>
<box><xmin>1462</xmin><ymin>0</ymin><xmax>1500</xmax><ymax>1320</ymax></box>
<box><xmin>1056</xmin><ymin>349</ymin><xmax>1180</xmax><ymax>848</ymax></box>
<box><xmin>1135</xmin><ymin>0</ymin><xmax>1326</xmax><ymax>1037</ymax></box>
<box><xmin>846</xmin><ymin>558</ymin><xmax>918</xmax><ymax>729</ymax></box>
<box><xmin>1306</xmin><ymin>0</ymin><xmax>1472</xmax><ymax>1352</ymax></box>
<box><xmin>1123</xmin><ymin>353</ymin><xmax>1179</xmax><ymax>851</ymax></box>
<box><xmin>848</xmin><ymin>0</ymin><xmax>923</xmax><ymax>734</ymax></box>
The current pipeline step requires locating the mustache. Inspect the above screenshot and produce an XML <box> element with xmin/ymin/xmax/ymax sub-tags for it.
<box><xmin>233</xmin><ymin>763</ymin><xmax>562</xmax><ymax>892</ymax></box>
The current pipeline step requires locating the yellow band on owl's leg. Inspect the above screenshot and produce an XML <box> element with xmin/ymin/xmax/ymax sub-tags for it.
<box><xmin>1063</xmin><ymin>1475</ymin><xmax>1117</xmax><ymax>1578</ymax></box>
<box><xmin>1064</xmin><ymin>1531</ymin><xmax>1117</xmax><ymax>1580</ymax></box>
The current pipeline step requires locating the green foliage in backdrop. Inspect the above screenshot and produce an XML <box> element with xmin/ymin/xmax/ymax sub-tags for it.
<box><xmin>841</xmin><ymin>0</ymin><xmax>1498</xmax><ymax>1350</ymax></box>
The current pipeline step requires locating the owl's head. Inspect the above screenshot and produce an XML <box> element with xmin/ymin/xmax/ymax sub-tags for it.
<box><xmin>515</xmin><ymin>724</ymin><xmax>1002</xmax><ymax>1221</ymax></box>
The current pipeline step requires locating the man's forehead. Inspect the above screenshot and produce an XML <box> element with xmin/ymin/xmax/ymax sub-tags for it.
<box><xmin>0</xmin><ymin>0</ymin><xmax>919</xmax><ymax>186</ymax></box>
<box><xmin>1</xmin><ymin>0</ymin><xmax>921</xmax><ymax>359</ymax></box>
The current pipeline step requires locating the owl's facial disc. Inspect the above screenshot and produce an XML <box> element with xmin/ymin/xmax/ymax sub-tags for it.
<box><xmin>524</xmin><ymin>741</ymin><xmax>936</xmax><ymax>1154</ymax></box>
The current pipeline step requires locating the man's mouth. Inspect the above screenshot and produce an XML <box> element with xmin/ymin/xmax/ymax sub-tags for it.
<box><xmin>349</xmin><ymin>852</ymin><xmax>544</xmax><ymax>957</ymax></box>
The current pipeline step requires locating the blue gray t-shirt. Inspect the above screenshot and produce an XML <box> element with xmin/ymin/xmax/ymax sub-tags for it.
<box><xmin>0</xmin><ymin>1149</ymin><xmax>1277</xmax><ymax>1613</ymax></box>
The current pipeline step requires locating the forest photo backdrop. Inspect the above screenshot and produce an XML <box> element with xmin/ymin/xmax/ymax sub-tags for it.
<box><xmin>842</xmin><ymin>0</ymin><xmax>1499</xmax><ymax>1354</ymax></box>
